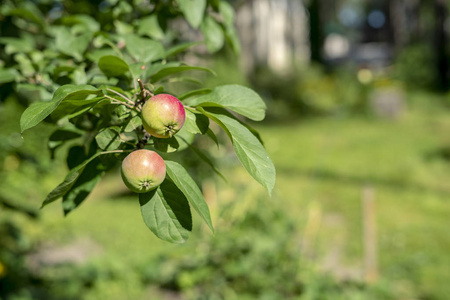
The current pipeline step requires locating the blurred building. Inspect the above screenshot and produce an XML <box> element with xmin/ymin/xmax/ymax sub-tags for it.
<box><xmin>235</xmin><ymin>0</ymin><xmax>310</xmax><ymax>73</ymax></box>
<box><xmin>232</xmin><ymin>0</ymin><xmax>449</xmax><ymax>88</ymax></box>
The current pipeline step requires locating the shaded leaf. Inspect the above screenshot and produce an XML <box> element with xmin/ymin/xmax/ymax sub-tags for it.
<box><xmin>51</xmin><ymin>97</ymin><xmax>105</xmax><ymax>120</ymax></box>
<box><xmin>144</xmin><ymin>61</ymin><xmax>181</xmax><ymax>78</ymax></box>
<box><xmin>165</xmin><ymin>160</ymin><xmax>213</xmax><ymax>231</ymax></box>
<box><xmin>20</xmin><ymin>84</ymin><xmax>100</xmax><ymax>133</ymax></box>
<box><xmin>165</xmin><ymin>41</ymin><xmax>202</xmax><ymax>58</ymax></box>
<box><xmin>124</xmin><ymin>35</ymin><xmax>164</xmax><ymax>63</ymax></box>
<box><xmin>0</xmin><ymin>37</ymin><xmax>34</xmax><ymax>54</ymax></box>
<box><xmin>61</xmin><ymin>14</ymin><xmax>100</xmax><ymax>32</ymax></box>
<box><xmin>86</xmin><ymin>48</ymin><xmax>119</xmax><ymax>62</ymax></box>
<box><xmin>183</xmin><ymin>109</ymin><xmax>209</xmax><ymax>135</ymax></box>
<box><xmin>200</xmin><ymin>16</ymin><xmax>224</xmax><ymax>53</ymax></box>
<box><xmin>219</xmin><ymin>1</ymin><xmax>235</xmax><ymax>27</ymax></box>
<box><xmin>62</xmin><ymin>158</ymin><xmax>104</xmax><ymax>215</ymax></box>
<box><xmin>179</xmin><ymin>88</ymin><xmax>212</xmax><ymax>100</ymax></box>
<box><xmin>152</xmin><ymin>136</ymin><xmax>180</xmax><ymax>153</ymax></box>
<box><xmin>206</xmin><ymin>128</ymin><xmax>219</xmax><ymax>147</ymax></box>
<box><xmin>4</xmin><ymin>5</ymin><xmax>46</xmax><ymax>28</ymax></box>
<box><xmin>41</xmin><ymin>150</ymin><xmax>125</xmax><ymax>208</ymax></box>
<box><xmin>138</xmin><ymin>15</ymin><xmax>165</xmax><ymax>40</ymax></box>
<box><xmin>98</xmin><ymin>55</ymin><xmax>129</xmax><ymax>77</ymax></box>
<box><xmin>95</xmin><ymin>127</ymin><xmax>122</xmax><ymax>150</ymax></box>
<box><xmin>0</xmin><ymin>69</ymin><xmax>17</xmax><ymax>84</ymax></box>
<box><xmin>139</xmin><ymin>180</ymin><xmax>192</xmax><ymax>243</ymax></box>
<box><xmin>54</xmin><ymin>27</ymin><xmax>93</xmax><ymax>61</ymax></box>
<box><xmin>49</xmin><ymin>128</ymin><xmax>83</xmax><ymax>142</ymax></box>
<box><xmin>48</xmin><ymin>129</ymin><xmax>83</xmax><ymax>158</ymax></box>
<box><xmin>124</xmin><ymin>116</ymin><xmax>142</xmax><ymax>132</ymax></box>
<box><xmin>224</xmin><ymin>26</ymin><xmax>241</xmax><ymax>55</ymax></box>
<box><xmin>201</xmin><ymin>108</ymin><xmax>275</xmax><ymax>195</ymax></box>
<box><xmin>185</xmin><ymin>143</ymin><xmax>226</xmax><ymax>181</ymax></box>
<box><xmin>177</xmin><ymin>0</ymin><xmax>206</xmax><ymax>29</ymax></box>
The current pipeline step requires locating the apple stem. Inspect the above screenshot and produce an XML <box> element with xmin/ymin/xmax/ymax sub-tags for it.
<box><xmin>137</xmin><ymin>78</ymin><xmax>153</xmax><ymax>105</ymax></box>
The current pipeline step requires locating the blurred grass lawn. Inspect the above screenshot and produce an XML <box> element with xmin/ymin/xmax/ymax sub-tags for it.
<box><xmin>7</xmin><ymin>91</ymin><xmax>450</xmax><ymax>299</ymax></box>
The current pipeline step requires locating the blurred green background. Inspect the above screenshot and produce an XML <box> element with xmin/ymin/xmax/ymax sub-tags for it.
<box><xmin>1</xmin><ymin>0</ymin><xmax>450</xmax><ymax>299</ymax></box>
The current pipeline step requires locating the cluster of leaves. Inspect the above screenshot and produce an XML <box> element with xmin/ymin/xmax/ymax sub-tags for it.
<box><xmin>142</xmin><ymin>198</ymin><xmax>302</xmax><ymax>299</ymax></box>
<box><xmin>1</xmin><ymin>0</ymin><xmax>275</xmax><ymax>243</ymax></box>
<box><xmin>0</xmin><ymin>0</ymin><xmax>239</xmax><ymax>95</ymax></box>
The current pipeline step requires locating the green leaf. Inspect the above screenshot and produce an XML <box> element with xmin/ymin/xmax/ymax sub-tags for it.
<box><xmin>201</xmin><ymin>108</ymin><xmax>275</xmax><ymax>195</ymax></box>
<box><xmin>137</xmin><ymin>15</ymin><xmax>165</xmax><ymax>40</ymax></box>
<box><xmin>4</xmin><ymin>3</ymin><xmax>46</xmax><ymax>28</ymax></box>
<box><xmin>124</xmin><ymin>116</ymin><xmax>142</xmax><ymax>132</ymax></box>
<box><xmin>0</xmin><ymin>37</ymin><xmax>34</xmax><ymax>54</ymax></box>
<box><xmin>62</xmin><ymin>154</ymin><xmax>106</xmax><ymax>215</ymax></box>
<box><xmin>14</xmin><ymin>53</ymin><xmax>34</xmax><ymax>76</ymax></box>
<box><xmin>114</xmin><ymin>20</ymin><xmax>134</xmax><ymax>35</ymax></box>
<box><xmin>129</xmin><ymin>62</ymin><xmax>150</xmax><ymax>79</ymax></box>
<box><xmin>51</xmin><ymin>97</ymin><xmax>105</xmax><ymax>120</ymax></box>
<box><xmin>49</xmin><ymin>128</ymin><xmax>83</xmax><ymax>142</ymax></box>
<box><xmin>152</xmin><ymin>136</ymin><xmax>180</xmax><ymax>153</ymax></box>
<box><xmin>54</xmin><ymin>27</ymin><xmax>93</xmax><ymax>61</ymax></box>
<box><xmin>124</xmin><ymin>35</ymin><xmax>165</xmax><ymax>63</ymax></box>
<box><xmin>48</xmin><ymin>128</ymin><xmax>83</xmax><ymax>157</ymax></box>
<box><xmin>86</xmin><ymin>48</ymin><xmax>119</xmax><ymax>62</ymax></box>
<box><xmin>185</xmin><ymin>143</ymin><xmax>226</xmax><ymax>181</ymax></box>
<box><xmin>206</xmin><ymin>128</ymin><xmax>219</xmax><ymax>147</ymax></box>
<box><xmin>177</xmin><ymin>0</ymin><xmax>206</xmax><ymax>29</ymax></box>
<box><xmin>145</xmin><ymin>62</ymin><xmax>181</xmax><ymax>78</ymax></box>
<box><xmin>66</xmin><ymin>145</ymin><xmax>89</xmax><ymax>170</ymax></box>
<box><xmin>0</xmin><ymin>69</ymin><xmax>17</xmax><ymax>84</ymax></box>
<box><xmin>165</xmin><ymin>41</ymin><xmax>202</xmax><ymax>58</ymax></box>
<box><xmin>42</xmin><ymin>152</ymin><xmax>98</xmax><ymax>207</ymax></box>
<box><xmin>165</xmin><ymin>161</ymin><xmax>213</xmax><ymax>232</ymax></box>
<box><xmin>20</xmin><ymin>85</ymin><xmax>100</xmax><ymax>133</ymax></box>
<box><xmin>219</xmin><ymin>1</ymin><xmax>235</xmax><ymax>27</ymax></box>
<box><xmin>95</xmin><ymin>127</ymin><xmax>122</xmax><ymax>150</ymax></box>
<box><xmin>98</xmin><ymin>55</ymin><xmax>129</xmax><ymax>77</ymax></box>
<box><xmin>200</xmin><ymin>16</ymin><xmax>224</xmax><ymax>53</ymax></box>
<box><xmin>62</xmin><ymin>173</ymin><xmax>102</xmax><ymax>215</ymax></box>
<box><xmin>150</xmin><ymin>65</ymin><xmax>215</xmax><ymax>83</ymax></box>
<box><xmin>186</xmin><ymin>85</ymin><xmax>266</xmax><ymax>121</ymax></box>
<box><xmin>164</xmin><ymin>77</ymin><xmax>203</xmax><ymax>85</ymax></box>
<box><xmin>16</xmin><ymin>83</ymin><xmax>52</xmax><ymax>102</ymax></box>
<box><xmin>61</xmin><ymin>14</ymin><xmax>100</xmax><ymax>32</ymax></box>
<box><xmin>139</xmin><ymin>180</ymin><xmax>192</xmax><ymax>243</ymax></box>
<box><xmin>224</xmin><ymin>26</ymin><xmax>241</xmax><ymax>55</ymax></box>
<box><xmin>178</xmin><ymin>88</ymin><xmax>212</xmax><ymax>100</ymax></box>
<box><xmin>183</xmin><ymin>109</ymin><xmax>209</xmax><ymax>135</ymax></box>
<box><xmin>41</xmin><ymin>150</ymin><xmax>125</xmax><ymax>208</ymax></box>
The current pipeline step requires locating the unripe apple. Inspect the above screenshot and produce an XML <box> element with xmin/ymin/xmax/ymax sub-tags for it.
<box><xmin>121</xmin><ymin>149</ymin><xmax>166</xmax><ymax>193</ymax></box>
<box><xmin>141</xmin><ymin>93</ymin><xmax>186</xmax><ymax>138</ymax></box>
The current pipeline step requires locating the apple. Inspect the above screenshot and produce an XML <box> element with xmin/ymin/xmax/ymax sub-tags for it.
<box><xmin>141</xmin><ymin>93</ymin><xmax>186</xmax><ymax>138</ymax></box>
<box><xmin>121</xmin><ymin>149</ymin><xmax>166</xmax><ymax>193</ymax></box>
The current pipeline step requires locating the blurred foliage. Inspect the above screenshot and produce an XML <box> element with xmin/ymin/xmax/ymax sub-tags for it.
<box><xmin>249</xmin><ymin>65</ymin><xmax>369</xmax><ymax>120</ymax></box>
<box><xmin>394</xmin><ymin>43</ymin><xmax>438</xmax><ymax>90</ymax></box>
<box><xmin>0</xmin><ymin>190</ymin><xmax>405</xmax><ymax>300</ymax></box>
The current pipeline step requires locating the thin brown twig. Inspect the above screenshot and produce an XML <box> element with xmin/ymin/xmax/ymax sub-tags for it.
<box><xmin>106</xmin><ymin>88</ymin><xmax>135</xmax><ymax>105</ymax></box>
<box><xmin>104</xmin><ymin>95</ymin><xmax>135</xmax><ymax>109</ymax></box>
<box><xmin>137</xmin><ymin>78</ymin><xmax>146</xmax><ymax>102</ymax></box>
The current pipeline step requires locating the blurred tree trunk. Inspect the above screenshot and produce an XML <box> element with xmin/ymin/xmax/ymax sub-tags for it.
<box><xmin>434</xmin><ymin>0</ymin><xmax>448</xmax><ymax>90</ymax></box>
<box><xmin>308</xmin><ymin>0</ymin><xmax>323</xmax><ymax>63</ymax></box>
